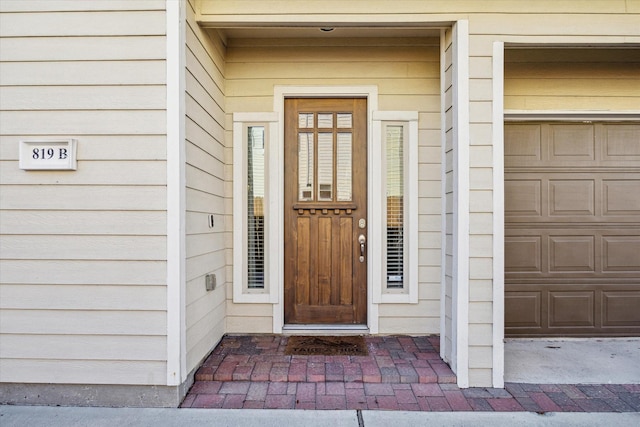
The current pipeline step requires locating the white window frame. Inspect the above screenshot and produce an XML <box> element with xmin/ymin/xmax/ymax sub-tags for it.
<box><xmin>233</xmin><ymin>112</ymin><xmax>279</xmax><ymax>303</ymax></box>
<box><xmin>372</xmin><ymin>111</ymin><xmax>419</xmax><ymax>304</ymax></box>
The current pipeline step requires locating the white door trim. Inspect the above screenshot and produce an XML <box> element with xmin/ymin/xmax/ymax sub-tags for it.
<box><xmin>272</xmin><ymin>85</ymin><xmax>379</xmax><ymax>334</ymax></box>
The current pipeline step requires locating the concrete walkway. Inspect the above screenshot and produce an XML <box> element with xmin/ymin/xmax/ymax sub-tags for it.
<box><xmin>1</xmin><ymin>406</ymin><xmax>639</xmax><ymax>427</ymax></box>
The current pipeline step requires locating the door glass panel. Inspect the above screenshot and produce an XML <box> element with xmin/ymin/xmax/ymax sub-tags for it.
<box><xmin>336</xmin><ymin>132</ymin><xmax>352</xmax><ymax>201</ymax></box>
<box><xmin>337</xmin><ymin>113</ymin><xmax>352</xmax><ymax>128</ymax></box>
<box><xmin>386</xmin><ymin>125</ymin><xmax>404</xmax><ymax>288</ymax></box>
<box><xmin>318</xmin><ymin>113</ymin><xmax>333</xmax><ymax>128</ymax></box>
<box><xmin>247</xmin><ymin>126</ymin><xmax>265</xmax><ymax>288</ymax></box>
<box><xmin>298</xmin><ymin>133</ymin><xmax>314</xmax><ymax>201</ymax></box>
<box><xmin>317</xmin><ymin>133</ymin><xmax>333</xmax><ymax>201</ymax></box>
<box><xmin>298</xmin><ymin>113</ymin><xmax>314</xmax><ymax>128</ymax></box>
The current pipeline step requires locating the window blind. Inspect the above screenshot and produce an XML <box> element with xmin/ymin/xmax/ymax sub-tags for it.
<box><xmin>386</xmin><ymin>125</ymin><xmax>404</xmax><ymax>289</ymax></box>
<box><xmin>247</xmin><ymin>126</ymin><xmax>265</xmax><ymax>289</ymax></box>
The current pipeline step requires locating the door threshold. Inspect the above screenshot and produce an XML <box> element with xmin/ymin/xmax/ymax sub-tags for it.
<box><xmin>282</xmin><ymin>324</ymin><xmax>369</xmax><ymax>335</ymax></box>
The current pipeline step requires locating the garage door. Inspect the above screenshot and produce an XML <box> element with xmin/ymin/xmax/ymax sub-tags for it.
<box><xmin>504</xmin><ymin>122</ymin><xmax>640</xmax><ymax>337</ymax></box>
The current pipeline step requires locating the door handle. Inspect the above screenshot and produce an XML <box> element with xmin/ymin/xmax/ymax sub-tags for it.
<box><xmin>358</xmin><ymin>234</ymin><xmax>366</xmax><ymax>262</ymax></box>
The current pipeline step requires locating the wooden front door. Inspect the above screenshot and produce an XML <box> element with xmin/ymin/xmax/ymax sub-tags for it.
<box><xmin>284</xmin><ymin>98</ymin><xmax>368</xmax><ymax>324</ymax></box>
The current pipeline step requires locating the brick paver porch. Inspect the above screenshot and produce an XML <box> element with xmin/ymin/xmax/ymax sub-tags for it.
<box><xmin>181</xmin><ymin>335</ymin><xmax>640</xmax><ymax>412</ymax></box>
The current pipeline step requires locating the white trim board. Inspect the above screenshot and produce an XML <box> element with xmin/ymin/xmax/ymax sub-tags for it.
<box><xmin>166</xmin><ymin>0</ymin><xmax>187</xmax><ymax>387</ymax></box>
<box><xmin>439</xmin><ymin>27</ymin><xmax>449</xmax><ymax>365</ymax></box>
<box><xmin>492</xmin><ymin>41</ymin><xmax>505</xmax><ymax>389</ymax></box>
<box><xmin>504</xmin><ymin>111</ymin><xmax>640</xmax><ymax>121</ymax></box>
<box><xmin>272</xmin><ymin>85</ymin><xmax>379</xmax><ymax>334</ymax></box>
<box><xmin>451</xmin><ymin>20</ymin><xmax>470</xmax><ymax>388</ymax></box>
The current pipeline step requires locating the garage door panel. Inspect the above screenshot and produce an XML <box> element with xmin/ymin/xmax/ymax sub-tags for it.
<box><xmin>505</xmin><ymin>124</ymin><xmax>542</xmax><ymax>162</ymax></box>
<box><xmin>603</xmin><ymin>180</ymin><xmax>640</xmax><ymax>216</ymax></box>
<box><xmin>505</xmin><ymin>291</ymin><xmax>541</xmax><ymax>328</ymax></box>
<box><xmin>505</xmin><ymin>179</ymin><xmax>542</xmax><ymax>217</ymax></box>
<box><xmin>549</xmin><ymin>291</ymin><xmax>595</xmax><ymax>327</ymax></box>
<box><xmin>601</xmin><ymin>123</ymin><xmax>640</xmax><ymax>162</ymax></box>
<box><xmin>505</xmin><ymin>121</ymin><xmax>640</xmax><ymax>337</ymax></box>
<box><xmin>602</xmin><ymin>291</ymin><xmax>640</xmax><ymax>326</ymax></box>
<box><xmin>602</xmin><ymin>236</ymin><xmax>640</xmax><ymax>272</ymax></box>
<box><xmin>549</xmin><ymin>180</ymin><xmax>595</xmax><ymax>216</ymax></box>
<box><xmin>505</xmin><ymin>236</ymin><xmax>542</xmax><ymax>273</ymax></box>
<box><xmin>549</xmin><ymin>124</ymin><xmax>595</xmax><ymax>162</ymax></box>
<box><xmin>549</xmin><ymin>236</ymin><xmax>595</xmax><ymax>272</ymax></box>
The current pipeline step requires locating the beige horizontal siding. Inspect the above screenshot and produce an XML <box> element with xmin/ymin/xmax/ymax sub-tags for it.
<box><xmin>1</xmin><ymin>236</ymin><xmax>166</xmax><ymax>260</ymax></box>
<box><xmin>0</xmin><ymin>161</ymin><xmax>166</xmax><ymax>185</ymax></box>
<box><xmin>0</xmin><ymin>11</ymin><xmax>165</xmax><ymax>36</ymax></box>
<box><xmin>0</xmin><ymin>335</ymin><xmax>166</xmax><ymax>360</ymax></box>
<box><xmin>0</xmin><ymin>2</ymin><xmax>168</xmax><ymax>386</ymax></box>
<box><xmin>0</xmin><ymin>211</ymin><xmax>165</xmax><ymax>235</ymax></box>
<box><xmin>226</xmin><ymin>61</ymin><xmax>437</xmax><ymax>80</ymax></box>
<box><xmin>0</xmin><ymin>284</ymin><xmax>166</xmax><ymax>310</ymax></box>
<box><xmin>0</xmin><ymin>61</ymin><xmax>166</xmax><ymax>86</ymax></box>
<box><xmin>0</xmin><ymin>359</ymin><xmax>166</xmax><ymax>385</ymax></box>
<box><xmin>0</xmin><ymin>309</ymin><xmax>166</xmax><ymax>335</ymax></box>
<box><xmin>0</xmin><ymin>111</ymin><xmax>166</xmax><ymax>135</ymax></box>
<box><xmin>184</xmin><ymin>0</ymin><xmax>227</xmax><ymax>375</ymax></box>
<box><xmin>1</xmin><ymin>332</ymin><xmax>168</xmax><ymax>388</ymax></box>
<box><xmin>468</xmin><ymin>14</ymin><xmax>640</xmax><ymax>36</ymax></box>
<box><xmin>0</xmin><ymin>1</ymin><xmax>165</xmax><ymax>12</ymax></box>
<box><xmin>0</xmin><ymin>36</ymin><xmax>166</xmax><ymax>61</ymax></box>
<box><xmin>185</xmin><ymin>233</ymin><xmax>226</xmax><ymax>259</ymax></box>
<box><xmin>0</xmin><ymin>86</ymin><xmax>166</xmax><ymax>110</ymax></box>
<box><xmin>0</xmin><ymin>186</ymin><xmax>166</xmax><ymax>210</ymax></box>
<box><xmin>378</xmin><ymin>317</ymin><xmax>440</xmax><ymax>334</ymax></box>
<box><xmin>226</xmin><ymin>44</ymin><xmax>438</xmax><ymax>62</ymax></box>
<box><xmin>505</xmin><ymin>49</ymin><xmax>640</xmax><ymax>111</ymax></box>
<box><xmin>226</xmin><ymin>315</ymin><xmax>274</xmax><ymax>334</ymax></box>
<box><xmin>200</xmin><ymin>0</ymin><xmax>630</xmax><ymax>16</ymax></box>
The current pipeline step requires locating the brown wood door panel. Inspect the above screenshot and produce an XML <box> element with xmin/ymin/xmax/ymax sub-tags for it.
<box><xmin>284</xmin><ymin>98</ymin><xmax>367</xmax><ymax>325</ymax></box>
<box><xmin>505</xmin><ymin>122</ymin><xmax>640</xmax><ymax>337</ymax></box>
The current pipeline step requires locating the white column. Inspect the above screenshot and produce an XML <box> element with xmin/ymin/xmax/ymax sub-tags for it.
<box><xmin>452</xmin><ymin>20</ymin><xmax>470</xmax><ymax>388</ymax></box>
<box><xmin>492</xmin><ymin>41</ymin><xmax>505</xmax><ymax>389</ymax></box>
<box><xmin>166</xmin><ymin>0</ymin><xmax>186</xmax><ymax>386</ymax></box>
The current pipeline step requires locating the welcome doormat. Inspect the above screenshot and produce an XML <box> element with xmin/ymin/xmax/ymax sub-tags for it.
<box><xmin>285</xmin><ymin>336</ymin><xmax>369</xmax><ymax>356</ymax></box>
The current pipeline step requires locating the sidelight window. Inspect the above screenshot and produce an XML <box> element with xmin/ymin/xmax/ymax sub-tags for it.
<box><xmin>233</xmin><ymin>113</ymin><xmax>279</xmax><ymax>303</ymax></box>
<box><xmin>373</xmin><ymin>112</ymin><xmax>418</xmax><ymax>303</ymax></box>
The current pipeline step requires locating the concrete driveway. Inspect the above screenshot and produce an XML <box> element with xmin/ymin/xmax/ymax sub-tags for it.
<box><xmin>505</xmin><ymin>338</ymin><xmax>640</xmax><ymax>384</ymax></box>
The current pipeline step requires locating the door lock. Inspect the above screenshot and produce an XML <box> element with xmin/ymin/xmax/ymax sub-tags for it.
<box><xmin>358</xmin><ymin>234</ymin><xmax>366</xmax><ymax>262</ymax></box>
